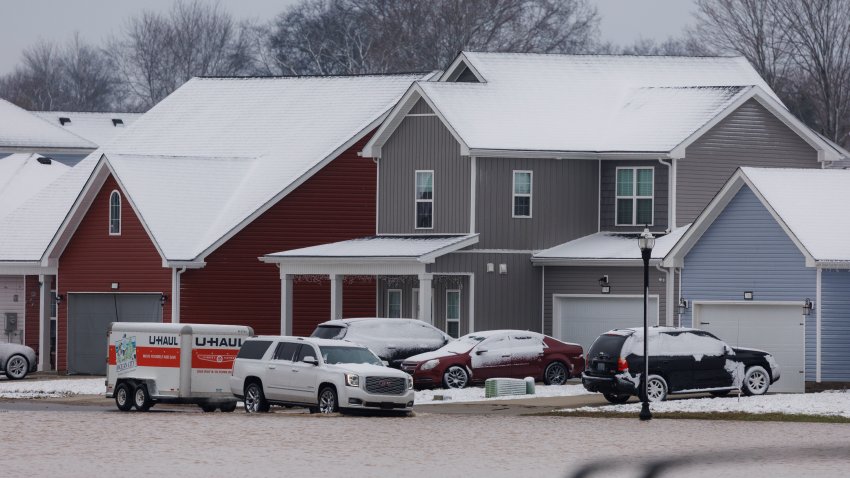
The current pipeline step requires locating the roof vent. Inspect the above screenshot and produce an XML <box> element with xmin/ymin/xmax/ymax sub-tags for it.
<box><xmin>112</xmin><ymin>118</ymin><xmax>124</xmax><ymax>127</ymax></box>
<box><xmin>59</xmin><ymin>117</ymin><xmax>71</xmax><ymax>126</ymax></box>
<box><xmin>36</xmin><ymin>156</ymin><xmax>52</xmax><ymax>165</ymax></box>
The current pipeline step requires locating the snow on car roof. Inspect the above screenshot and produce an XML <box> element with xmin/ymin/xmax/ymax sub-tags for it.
<box><xmin>250</xmin><ymin>335</ymin><xmax>368</xmax><ymax>348</ymax></box>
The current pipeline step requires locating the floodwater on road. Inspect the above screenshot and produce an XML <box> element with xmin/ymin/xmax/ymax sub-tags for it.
<box><xmin>2</xmin><ymin>407</ymin><xmax>849</xmax><ymax>477</ymax></box>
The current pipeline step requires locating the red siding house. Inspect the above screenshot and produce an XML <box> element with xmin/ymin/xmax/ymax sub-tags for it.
<box><xmin>35</xmin><ymin>74</ymin><xmax>427</xmax><ymax>373</ymax></box>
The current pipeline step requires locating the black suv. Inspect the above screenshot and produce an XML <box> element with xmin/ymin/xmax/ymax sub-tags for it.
<box><xmin>582</xmin><ymin>327</ymin><xmax>780</xmax><ymax>403</ymax></box>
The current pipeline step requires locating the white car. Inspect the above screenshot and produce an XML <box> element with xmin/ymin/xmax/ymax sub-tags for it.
<box><xmin>230</xmin><ymin>336</ymin><xmax>415</xmax><ymax>414</ymax></box>
<box><xmin>1</xmin><ymin>343</ymin><xmax>37</xmax><ymax>380</ymax></box>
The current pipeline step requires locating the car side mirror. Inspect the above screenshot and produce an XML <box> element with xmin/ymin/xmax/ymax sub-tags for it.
<box><xmin>381</xmin><ymin>360</ymin><xmax>389</xmax><ymax>367</ymax></box>
<box><xmin>302</xmin><ymin>356</ymin><xmax>319</xmax><ymax>365</ymax></box>
<box><xmin>724</xmin><ymin>345</ymin><xmax>734</xmax><ymax>355</ymax></box>
<box><xmin>475</xmin><ymin>349</ymin><xmax>487</xmax><ymax>355</ymax></box>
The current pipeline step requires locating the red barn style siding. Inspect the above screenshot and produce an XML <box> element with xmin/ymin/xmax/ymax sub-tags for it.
<box><xmin>24</xmin><ymin>275</ymin><xmax>42</xmax><ymax>351</ymax></box>
<box><xmin>180</xmin><ymin>137</ymin><xmax>376</xmax><ymax>334</ymax></box>
<box><xmin>57</xmin><ymin>175</ymin><xmax>171</xmax><ymax>371</ymax></box>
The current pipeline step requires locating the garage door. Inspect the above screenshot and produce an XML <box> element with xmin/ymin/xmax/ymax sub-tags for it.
<box><xmin>68</xmin><ymin>293</ymin><xmax>162</xmax><ymax>375</ymax></box>
<box><xmin>554</xmin><ymin>296</ymin><xmax>659</xmax><ymax>353</ymax></box>
<box><xmin>695</xmin><ymin>303</ymin><xmax>804</xmax><ymax>393</ymax></box>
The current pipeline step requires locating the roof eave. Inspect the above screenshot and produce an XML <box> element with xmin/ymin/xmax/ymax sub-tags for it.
<box><xmin>531</xmin><ymin>258</ymin><xmax>664</xmax><ymax>267</ymax></box>
<box><xmin>469</xmin><ymin>149</ymin><xmax>673</xmax><ymax>160</ymax></box>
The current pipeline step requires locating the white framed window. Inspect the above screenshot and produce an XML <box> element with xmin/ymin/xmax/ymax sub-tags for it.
<box><xmin>415</xmin><ymin>170</ymin><xmax>433</xmax><ymax>229</ymax></box>
<box><xmin>512</xmin><ymin>170</ymin><xmax>532</xmax><ymax>218</ymax></box>
<box><xmin>387</xmin><ymin>289</ymin><xmax>402</xmax><ymax>318</ymax></box>
<box><xmin>446</xmin><ymin>289</ymin><xmax>460</xmax><ymax>338</ymax></box>
<box><xmin>615</xmin><ymin>167</ymin><xmax>653</xmax><ymax>226</ymax></box>
<box><xmin>109</xmin><ymin>190</ymin><xmax>122</xmax><ymax>235</ymax></box>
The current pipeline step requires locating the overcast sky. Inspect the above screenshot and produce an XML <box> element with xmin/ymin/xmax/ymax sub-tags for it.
<box><xmin>0</xmin><ymin>0</ymin><xmax>696</xmax><ymax>76</ymax></box>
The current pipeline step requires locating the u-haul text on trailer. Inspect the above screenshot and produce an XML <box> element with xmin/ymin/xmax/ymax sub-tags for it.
<box><xmin>106</xmin><ymin>322</ymin><xmax>253</xmax><ymax>412</ymax></box>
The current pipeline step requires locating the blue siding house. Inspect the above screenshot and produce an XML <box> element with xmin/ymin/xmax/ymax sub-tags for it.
<box><xmin>666</xmin><ymin>167</ymin><xmax>850</xmax><ymax>392</ymax></box>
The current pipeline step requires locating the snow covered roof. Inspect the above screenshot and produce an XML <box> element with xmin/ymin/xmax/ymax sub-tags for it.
<box><xmin>532</xmin><ymin>225</ymin><xmax>690</xmax><ymax>265</ymax></box>
<box><xmin>264</xmin><ymin>234</ymin><xmax>479</xmax><ymax>263</ymax></box>
<box><xmin>0</xmin><ymin>153</ymin><xmax>72</xmax><ymax>220</ymax></box>
<box><xmin>0</xmin><ymin>99</ymin><xmax>96</xmax><ymax>151</ymax></box>
<box><xmin>364</xmin><ymin>52</ymin><xmax>842</xmax><ymax>161</ymax></box>
<box><xmin>665</xmin><ymin>167</ymin><xmax>850</xmax><ymax>267</ymax></box>
<box><xmin>34</xmin><ymin>111</ymin><xmax>142</xmax><ymax>147</ymax></box>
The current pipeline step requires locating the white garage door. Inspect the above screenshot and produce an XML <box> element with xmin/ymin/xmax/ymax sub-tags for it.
<box><xmin>554</xmin><ymin>295</ymin><xmax>659</xmax><ymax>353</ymax></box>
<box><xmin>695</xmin><ymin>303</ymin><xmax>804</xmax><ymax>393</ymax></box>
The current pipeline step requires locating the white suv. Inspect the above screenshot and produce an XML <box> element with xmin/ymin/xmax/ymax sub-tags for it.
<box><xmin>230</xmin><ymin>336</ymin><xmax>415</xmax><ymax>414</ymax></box>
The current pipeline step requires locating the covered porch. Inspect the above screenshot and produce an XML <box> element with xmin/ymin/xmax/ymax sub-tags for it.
<box><xmin>261</xmin><ymin>234</ymin><xmax>478</xmax><ymax>337</ymax></box>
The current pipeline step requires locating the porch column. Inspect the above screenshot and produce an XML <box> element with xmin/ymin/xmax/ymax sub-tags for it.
<box><xmin>171</xmin><ymin>268</ymin><xmax>181</xmax><ymax>323</ymax></box>
<box><xmin>37</xmin><ymin>275</ymin><xmax>52</xmax><ymax>371</ymax></box>
<box><xmin>281</xmin><ymin>273</ymin><xmax>293</xmax><ymax>335</ymax></box>
<box><xmin>418</xmin><ymin>273</ymin><xmax>433</xmax><ymax>324</ymax></box>
<box><xmin>330</xmin><ymin>274</ymin><xmax>343</xmax><ymax>320</ymax></box>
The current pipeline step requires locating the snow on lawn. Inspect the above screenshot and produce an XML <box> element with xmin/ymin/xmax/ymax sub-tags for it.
<box><xmin>415</xmin><ymin>384</ymin><xmax>592</xmax><ymax>405</ymax></box>
<box><xmin>0</xmin><ymin>378</ymin><xmax>104</xmax><ymax>398</ymax></box>
<box><xmin>564</xmin><ymin>390</ymin><xmax>850</xmax><ymax>418</ymax></box>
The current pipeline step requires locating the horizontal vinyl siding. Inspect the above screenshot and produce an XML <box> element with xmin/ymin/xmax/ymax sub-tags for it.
<box><xmin>181</xmin><ymin>137</ymin><xmax>376</xmax><ymax>336</ymax></box>
<box><xmin>543</xmin><ymin>266</ymin><xmax>669</xmax><ymax>336</ymax></box>
<box><xmin>475</xmin><ymin>157</ymin><xmax>598</xmax><ymax>249</ymax></box>
<box><xmin>58</xmin><ymin>175</ymin><xmax>171</xmax><ymax>371</ymax></box>
<box><xmin>378</xmin><ymin>115</ymin><xmax>470</xmax><ymax>234</ymax></box>
<box><xmin>678</xmin><ymin>99</ymin><xmax>819</xmax><ymax>225</ymax></box>
<box><xmin>819</xmin><ymin>270</ymin><xmax>850</xmax><ymax>382</ymax></box>
<box><xmin>600</xmin><ymin>160</ymin><xmax>668</xmax><ymax>232</ymax></box>
<box><xmin>429</xmin><ymin>252</ymin><xmax>540</xmax><ymax>332</ymax></box>
<box><xmin>680</xmin><ymin>186</ymin><xmax>815</xmax><ymax>380</ymax></box>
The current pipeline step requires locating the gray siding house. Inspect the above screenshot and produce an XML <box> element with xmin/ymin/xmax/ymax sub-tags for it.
<box><xmin>264</xmin><ymin>52</ymin><xmax>845</xmax><ymax>353</ymax></box>
<box><xmin>666</xmin><ymin>168</ymin><xmax>850</xmax><ymax>393</ymax></box>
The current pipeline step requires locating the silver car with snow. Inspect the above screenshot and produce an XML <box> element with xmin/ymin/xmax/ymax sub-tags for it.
<box><xmin>230</xmin><ymin>336</ymin><xmax>415</xmax><ymax>414</ymax></box>
<box><xmin>1</xmin><ymin>343</ymin><xmax>37</xmax><ymax>380</ymax></box>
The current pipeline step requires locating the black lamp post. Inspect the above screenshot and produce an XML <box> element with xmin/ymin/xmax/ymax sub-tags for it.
<box><xmin>638</xmin><ymin>227</ymin><xmax>655</xmax><ymax>421</ymax></box>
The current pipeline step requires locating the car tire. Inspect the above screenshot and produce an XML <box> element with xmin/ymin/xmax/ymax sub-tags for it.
<box><xmin>602</xmin><ymin>392</ymin><xmax>631</xmax><ymax>404</ymax></box>
<box><xmin>443</xmin><ymin>365</ymin><xmax>469</xmax><ymax>389</ymax></box>
<box><xmin>317</xmin><ymin>386</ymin><xmax>339</xmax><ymax>414</ymax></box>
<box><xmin>639</xmin><ymin>375</ymin><xmax>668</xmax><ymax>402</ymax></box>
<box><xmin>133</xmin><ymin>384</ymin><xmax>153</xmax><ymax>411</ymax></box>
<box><xmin>710</xmin><ymin>390</ymin><xmax>731</xmax><ymax>397</ymax></box>
<box><xmin>5</xmin><ymin>354</ymin><xmax>29</xmax><ymax>380</ymax></box>
<box><xmin>742</xmin><ymin>365</ymin><xmax>770</xmax><ymax>396</ymax></box>
<box><xmin>114</xmin><ymin>382</ymin><xmax>134</xmax><ymax>411</ymax></box>
<box><xmin>243</xmin><ymin>382</ymin><xmax>269</xmax><ymax>413</ymax></box>
<box><xmin>199</xmin><ymin>403</ymin><xmax>217</xmax><ymax>413</ymax></box>
<box><xmin>543</xmin><ymin>361</ymin><xmax>569</xmax><ymax>385</ymax></box>
<box><xmin>220</xmin><ymin>402</ymin><xmax>237</xmax><ymax>413</ymax></box>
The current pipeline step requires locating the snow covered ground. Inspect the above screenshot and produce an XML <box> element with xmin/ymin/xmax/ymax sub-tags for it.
<box><xmin>0</xmin><ymin>378</ymin><xmax>103</xmax><ymax>398</ymax></box>
<box><xmin>415</xmin><ymin>383</ymin><xmax>592</xmax><ymax>404</ymax></box>
<box><xmin>565</xmin><ymin>390</ymin><xmax>850</xmax><ymax>418</ymax></box>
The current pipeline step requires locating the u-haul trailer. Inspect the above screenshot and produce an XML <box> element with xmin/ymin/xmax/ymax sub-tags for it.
<box><xmin>106</xmin><ymin>322</ymin><xmax>253</xmax><ymax>412</ymax></box>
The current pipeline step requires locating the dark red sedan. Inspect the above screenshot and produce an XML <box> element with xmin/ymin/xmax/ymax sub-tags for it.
<box><xmin>400</xmin><ymin>330</ymin><xmax>585</xmax><ymax>389</ymax></box>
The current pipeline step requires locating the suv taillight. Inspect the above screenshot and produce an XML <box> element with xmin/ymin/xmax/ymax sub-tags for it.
<box><xmin>617</xmin><ymin>357</ymin><xmax>629</xmax><ymax>372</ymax></box>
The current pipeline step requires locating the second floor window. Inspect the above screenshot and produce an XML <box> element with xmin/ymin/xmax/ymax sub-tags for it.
<box><xmin>616</xmin><ymin>167</ymin><xmax>653</xmax><ymax>226</ymax></box>
<box><xmin>415</xmin><ymin>170</ymin><xmax>433</xmax><ymax>229</ymax></box>
<box><xmin>109</xmin><ymin>190</ymin><xmax>121</xmax><ymax>235</ymax></box>
<box><xmin>513</xmin><ymin>171</ymin><xmax>532</xmax><ymax>217</ymax></box>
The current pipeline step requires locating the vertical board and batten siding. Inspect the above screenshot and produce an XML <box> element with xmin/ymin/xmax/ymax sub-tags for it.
<box><xmin>180</xmin><ymin>137</ymin><xmax>376</xmax><ymax>337</ymax></box>
<box><xmin>599</xmin><ymin>160</ymin><xmax>668</xmax><ymax>232</ymax></box>
<box><xmin>543</xmin><ymin>266</ymin><xmax>669</xmax><ymax>336</ymax></box>
<box><xmin>429</xmin><ymin>252</ymin><xmax>541</xmax><ymax>332</ymax></box>
<box><xmin>818</xmin><ymin>270</ymin><xmax>850</xmax><ymax>381</ymax></box>
<box><xmin>475</xmin><ymin>157</ymin><xmax>598</xmax><ymax>250</ymax></box>
<box><xmin>378</xmin><ymin>113</ymin><xmax>470</xmax><ymax>234</ymax></box>
<box><xmin>680</xmin><ymin>186</ymin><xmax>816</xmax><ymax>380</ymax></box>
<box><xmin>678</xmin><ymin>99</ymin><xmax>819</xmax><ymax>226</ymax></box>
<box><xmin>58</xmin><ymin>175</ymin><xmax>171</xmax><ymax>371</ymax></box>
<box><xmin>409</xmin><ymin>98</ymin><xmax>434</xmax><ymax>115</ymax></box>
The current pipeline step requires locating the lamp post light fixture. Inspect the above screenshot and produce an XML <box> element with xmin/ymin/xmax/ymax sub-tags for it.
<box><xmin>638</xmin><ymin>227</ymin><xmax>655</xmax><ymax>421</ymax></box>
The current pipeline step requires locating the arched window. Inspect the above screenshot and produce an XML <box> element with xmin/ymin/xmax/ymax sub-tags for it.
<box><xmin>109</xmin><ymin>190</ymin><xmax>121</xmax><ymax>235</ymax></box>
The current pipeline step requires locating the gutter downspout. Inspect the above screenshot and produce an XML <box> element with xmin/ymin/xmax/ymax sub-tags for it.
<box><xmin>656</xmin><ymin>263</ymin><xmax>673</xmax><ymax>327</ymax></box>
<box><xmin>816</xmin><ymin>266</ymin><xmax>822</xmax><ymax>382</ymax></box>
<box><xmin>658</xmin><ymin>158</ymin><xmax>675</xmax><ymax>232</ymax></box>
<box><xmin>171</xmin><ymin>267</ymin><xmax>186</xmax><ymax>323</ymax></box>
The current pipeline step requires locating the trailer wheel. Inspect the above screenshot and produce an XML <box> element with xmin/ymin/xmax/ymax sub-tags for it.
<box><xmin>114</xmin><ymin>382</ymin><xmax>134</xmax><ymax>412</ymax></box>
<box><xmin>220</xmin><ymin>402</ymin><xmax>237</xmax><ymax>413</ymax></box>
<box><xmin>133</xmin><ymin>384</ymin><xmax>153</xmax><ymax>412</ymax></box>
<box><xmin>199</xmin><ymin>403</ymin><xmax>217</xmax><ymax>413</ymax></box>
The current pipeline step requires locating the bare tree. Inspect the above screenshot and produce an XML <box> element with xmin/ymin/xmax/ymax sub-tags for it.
<box><xmin>262</xmin><ymin>0</ymin><xmax>600</xmax><ymax>75</ymax></box>
<box><xmin>108</xmin><ymin>0</ymin><xmax>257</xmax><ymax>109</ymax></box>
<box><xmin>615</xmin><ymin>37</ymin><xmax>710</xmax><ymax>56</ymax></box>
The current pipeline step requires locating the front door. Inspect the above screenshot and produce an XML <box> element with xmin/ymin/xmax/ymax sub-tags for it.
<box><xmin>470</xmin><ymin>334</ymin><xmax>513</xmax><ymax>380</ymax></box>
<box><xmin>509</xmin><ymin>333</ymin><xmax>546</xmax><ymax>378</ymax></box>
<box><xmin>288</xmin><ymin>344</ymin><xmax>320</xmax><ymax>403</ymax></box>
<box><xmin>265</xmin><ymin>341</ymin><xmax>300</xmax><ymax>401</ymax></box>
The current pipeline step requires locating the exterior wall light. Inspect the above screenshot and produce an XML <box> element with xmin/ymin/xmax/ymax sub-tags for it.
<box><xmin>803</xmin><ymin>298</ymin><xmax>814</xmax><ymax>316</ymax></box>
<box><xmin>598</xmin><ymin>275</ymin><xmax>610</xmax><ymax>294</ymax></box>
<box><xmin>743</xmin><ymin>291</ymin><xmax>753</xmax><ymax>300</ymax></box>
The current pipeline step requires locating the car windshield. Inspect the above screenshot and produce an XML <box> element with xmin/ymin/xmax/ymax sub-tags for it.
<box><xmin>319</xmin><ymin>346</ymin><xmax>383</xmax><ymax>365</ymax></box>
<box><xmin>311</xmin><ymin>325</ymin><xmax>346</xmax><ymax>339</ymax></box>
<box><xmin>437</xmin><ymin>334</ymin><xmax>488</xmax><ymax>354</ymax></box>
